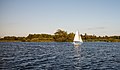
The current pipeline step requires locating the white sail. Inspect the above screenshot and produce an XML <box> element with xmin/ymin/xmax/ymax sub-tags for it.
<box><xmin>73</xmin><ymin>31</ymin><xmax>83</xmax><ymax>46</ymax></box>
<box><xmin>74</xmin><ymin>31</ymin><xmax>79</xmax><ymax>41</ymax></box>
<box><xmin>74</xmin><ymin>31</ymin><xmax>83</xmax><ymax>42</ymax></box>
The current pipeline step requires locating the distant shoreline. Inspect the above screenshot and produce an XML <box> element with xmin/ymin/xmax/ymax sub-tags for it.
<box><xmin>0</xmin><ymin>29</ymin><xmax>120</xmax><ymax>42</ymax></box>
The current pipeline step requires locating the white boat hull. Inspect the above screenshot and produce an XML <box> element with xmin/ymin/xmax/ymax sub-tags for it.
<box><xmin>73</xmin><ymin>41</ymin><xmax>82</xmax><ymax>46</ymax></box>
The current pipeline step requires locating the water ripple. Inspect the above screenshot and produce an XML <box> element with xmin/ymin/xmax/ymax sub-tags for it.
<box><xmin>0</xmin><ymin>42</ymin><xmax>120</xmax><ymax>70</ymax></box>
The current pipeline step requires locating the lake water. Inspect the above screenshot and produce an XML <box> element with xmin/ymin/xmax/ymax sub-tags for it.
<box><xmin>0</xmin><ymin>42</ymin><xmax>120</xmax><ymax>70</ymax></box>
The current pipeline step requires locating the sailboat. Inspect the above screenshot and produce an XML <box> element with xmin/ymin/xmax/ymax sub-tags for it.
<box><xmin>73</xmin><ymin>31</ymin><xmax>83</xmax><ymax>46</ymax></box>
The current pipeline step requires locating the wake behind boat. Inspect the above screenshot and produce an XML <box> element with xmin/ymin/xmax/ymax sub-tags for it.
<box><xmin>73</xmin><ymin>31</ymin><xmax>83</xmax><ymax>46</ymax></box>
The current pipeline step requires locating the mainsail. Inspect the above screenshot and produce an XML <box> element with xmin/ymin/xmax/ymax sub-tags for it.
<box><xmin>74</xmin><ymin>31</ymin><xmax>83</xmax><ymax>42</ymax></box>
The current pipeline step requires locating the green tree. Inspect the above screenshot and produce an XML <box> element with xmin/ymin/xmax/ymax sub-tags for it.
<box><xmin>53</xmin><ymin>29</ymin><xmax>67</xmax><ymax>42</ymax></box>
<box><xmin>67</xmin><ymin>32</ymin><xmax>75</xmax><ymax>42</ymax></box>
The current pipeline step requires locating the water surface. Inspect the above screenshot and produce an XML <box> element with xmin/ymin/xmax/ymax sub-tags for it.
<box><xmin>0</xmin><ymin>42</ymin><xmax>120</xmax><ymax>70</ymax></box>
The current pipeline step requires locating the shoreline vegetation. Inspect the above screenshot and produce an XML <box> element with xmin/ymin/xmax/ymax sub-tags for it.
<box><xmin>0</xmin><ymin>29</ymin><xmax>120</xmax><ymax>42</ymax></box>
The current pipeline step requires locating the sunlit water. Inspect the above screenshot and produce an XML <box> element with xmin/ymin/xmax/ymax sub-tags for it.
<box><xmin>0</xmin><ymin>42</ymin><xmax>120</xmax><ymax>70</ymax></box>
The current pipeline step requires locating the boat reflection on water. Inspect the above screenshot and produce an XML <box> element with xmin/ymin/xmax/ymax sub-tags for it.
<box><xmin>74</xmin><ymin>45</ymin><xmax>81</xmax><ymax>60</ymax></box>
<box><xmin>73</xmin><ymin>42</ymin><xmax>83</xmax><ymax>59</ymax></box>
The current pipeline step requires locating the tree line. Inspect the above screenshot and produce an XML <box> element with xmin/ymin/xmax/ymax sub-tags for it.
<box><xmin>0</xmin><ymin>29</ymin><xmax>120</xmax><ymax>42</ymax></box>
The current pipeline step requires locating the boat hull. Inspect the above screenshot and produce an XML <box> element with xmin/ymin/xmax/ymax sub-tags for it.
<box><xmin>73</xmin><ymin>41</ymin><xmax>82</xmax><ymax>46</ymax></box>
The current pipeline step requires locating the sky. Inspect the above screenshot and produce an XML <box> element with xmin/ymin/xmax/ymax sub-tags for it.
<box><xmin>0</xmin><ymin>0</ymin><xmax>120</xmax><ymax>37</ymax></box>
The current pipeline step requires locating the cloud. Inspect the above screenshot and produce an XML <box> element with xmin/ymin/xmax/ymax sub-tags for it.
<box><xmin>87</xmin><ymin>27</ymin><xmax>105</xmax><ymax>30</ymax></box>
